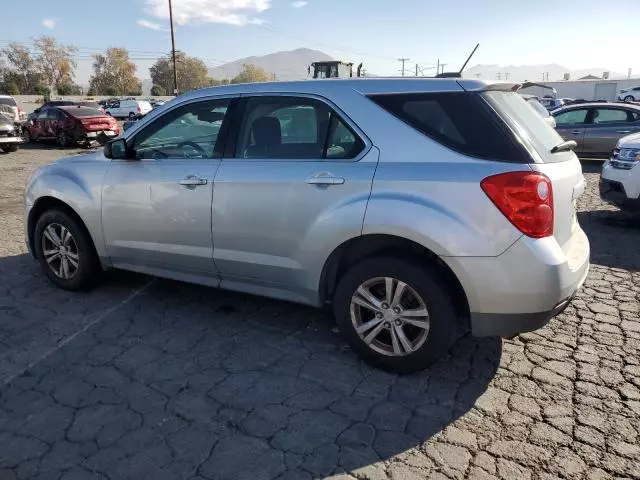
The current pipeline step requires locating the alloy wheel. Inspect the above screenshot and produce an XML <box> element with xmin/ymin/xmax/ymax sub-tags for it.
<box><xmin>41</xmin><ymin>223</ymin><xmax>80</xmax><ymax>280</ymax></box>
<box><xmin>349</xmin><ymin>276</ymin><xmax>430</xmax><ymax>357</ymax></box>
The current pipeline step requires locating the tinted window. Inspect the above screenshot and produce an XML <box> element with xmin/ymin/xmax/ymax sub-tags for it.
<box><xmin>593</xmin><ymin>108</ymin><xmax>630</xmax><ymax>124</ymax></box>
<box><xmin>0</xmin><ymin>97</ymin><xmax>17</xmax><ymax>106</ymax></box>
<box><xmin>236</xmin><ymin>96</ymin><xmax>363</xmax><ymax>160</ymax></box>
<box><xmin>553</xmin><ymin>109</ymin><xmax>589</xmax><ymax>125</ymax></box>
<box><xmin>370</xmin><ymin>92</ymin><xmax>527</xmax><ymax>161</ymax></box>
<box><xmin>60</xmin><ymin>107</ymin><xmax>104</xmax><ymax>118</ymax></box>
<box><xmin>133</xmin><ymin>100</ymin><xmax>228</xmax><ymax>160</ymax></box>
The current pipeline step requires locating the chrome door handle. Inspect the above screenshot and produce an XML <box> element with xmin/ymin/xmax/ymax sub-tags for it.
<box><xmin>179</xmin><ymin>175</ymin><xmax>208</xmax><ymax>189</ymax></box>
<box><xmin>306</xmin><ymin>173</ymin><xmax>345</xmax><ymax>186</ymax></box>
<box><xmin>571</xmin><ymin>130</ymin><xmax>582</xmax><ymax>135</ymax></box>
<box><xmin>616</xmin><ymin>130</ymin><xmax>631</xmax><ymax>134</ymax></box>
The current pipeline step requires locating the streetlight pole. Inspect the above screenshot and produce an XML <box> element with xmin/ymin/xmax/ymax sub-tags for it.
<box><xmin>169</xmin><ymin>0</ymin><xmax>178</xmax><ymax>95</ymax></box>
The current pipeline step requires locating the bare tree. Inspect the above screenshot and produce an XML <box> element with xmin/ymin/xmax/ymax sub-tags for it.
<box><xmin>1</xmin><ymin>43</ymin><xmax>41</xmax><ymax>93</ymax></box>
<box><xmin>33</xmin><ymin>36</ymin><xmax>77</xmax><ymax>91</ymax></box>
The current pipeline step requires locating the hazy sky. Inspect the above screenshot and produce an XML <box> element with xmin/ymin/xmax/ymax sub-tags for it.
<box><xmin>3</xmin><ymin>0</ymin><xmax>640</xmax><ymax>84</ymax></box>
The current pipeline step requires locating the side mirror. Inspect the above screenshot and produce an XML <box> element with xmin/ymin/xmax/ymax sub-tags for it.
<box><xmin>104</xmin><ymin>138</ymin><xmax>128</xmax><ymax>159</ymax></box>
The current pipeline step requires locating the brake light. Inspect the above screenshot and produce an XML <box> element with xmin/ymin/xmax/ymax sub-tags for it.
<box><xmin>481</xmin><ymin>172</ymin><xmax>554</xmax><ymax>238</ymax></box>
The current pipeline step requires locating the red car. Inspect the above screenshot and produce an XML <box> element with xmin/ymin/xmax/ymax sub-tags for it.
<box><xmin>23</xmin><ymin>105</ymin><xmax>121</xmax><ymax>147</ymax></box>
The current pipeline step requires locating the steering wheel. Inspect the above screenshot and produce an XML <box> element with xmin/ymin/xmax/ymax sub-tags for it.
<box><xmin>178</xmin><ymin>141</ymin><xmax>205</xmax><ymax>159</ymax></box>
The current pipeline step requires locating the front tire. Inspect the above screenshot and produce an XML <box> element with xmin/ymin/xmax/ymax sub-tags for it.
<box><xmin>333</xmin><ymin>257</ymin><xmax>458</xmax><ymax>373</ymax></box>
<box><xmin>1</xmin><ymin>145</ymin><xmax>18</xmax><ymax>153</ymax></box>
<box><xmin>624</xmin><ymin>95</ymin><xmax>635</xmax><ymax>102</ymax></box>
<box><xmin>34</xmin><ymin>209</ymin><xmax>101</xmax><ymax>291</ymax></box>
<box><xmin>57</xmin><ymin>131</ymin><xmax>71</xmax><ymax>148</ymax></box>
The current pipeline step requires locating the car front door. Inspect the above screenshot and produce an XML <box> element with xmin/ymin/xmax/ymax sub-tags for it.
<box><xmin>553</xmin><ymin>108</ymin><xmax>589</xmax><ymax>154</ymax></box>
<box><xmin>581</xmin><ymin>107</ymin><xmax>640</xmax><ymax>157</ymax></box>
<box><xmin>102</xmin><ymin>97</ymin><xmax>232</xmax><ymax>284</ymax></box>
<box><xmin>211</xmin><ymin>95</ymin><xmax>378</xmax><ymax>304</ymax></box>
<box><xmin>109</xmin><ymin>101</ymin><xmax>120</xmax><ymax>117</ymax></box>
<box><xmin>32</xmin><ymin>109</ymin><xmax>53</xmax><ymax>139</ymax></box>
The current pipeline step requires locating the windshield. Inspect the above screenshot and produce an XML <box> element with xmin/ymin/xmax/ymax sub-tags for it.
<box><xmin>0</xmin><ymin>97</ymin><xmax>17</xmax><ymax>106</ymax></box>
<box><xmin>484</xmin><ymin>91</ymin><xmax>563</xmax><ymax>153</ymax></box>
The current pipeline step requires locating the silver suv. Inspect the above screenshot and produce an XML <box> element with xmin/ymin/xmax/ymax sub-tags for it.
<box><xmin>25</xmin><ymin>79</ymin><xmax>590</xmax><ymax>372</ymax></box>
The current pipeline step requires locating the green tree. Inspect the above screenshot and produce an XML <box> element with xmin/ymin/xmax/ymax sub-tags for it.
<box><xmin>33</xmin><ymin>36</ymin><xmax>77</xmax><ymax>92</ymax></box>
<box><xmin>56</xmin><ymin>82</ymin><xmax>82</xmax><ymax>95</ymax></box>
<box><xmin>150</xmin><ymin>51</ymin><xmax>213</xmax><ymax>94</ymax></box>
<box><xmin>88</xmin><ymin>47</ymin><xmax>142</xmax><ymax>96</ymax></box>
<box><xmin>230</xmin><ymin>64</ymin><xmax>271</xmax><ymax>84</ymax></box>
<box><xmin>1</xmin><ymin>43</ymin><xmax>42</xmax><ymax>93</ymax></box>
<box><xmin>150</xmin><ymin>84</ymin><xmax>166</xmax><ymax>96</ymax></box>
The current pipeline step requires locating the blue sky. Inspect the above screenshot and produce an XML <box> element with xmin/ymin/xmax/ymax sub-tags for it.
<box><xmin>3</xmin><ymin>0</ymin><xmax>640</xmax><ymax>85</ymax></box>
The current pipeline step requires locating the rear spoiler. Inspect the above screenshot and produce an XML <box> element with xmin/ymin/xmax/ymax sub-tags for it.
<box><xmin>458</xmin><ymin>80</ymin><xmax>558</xmax><ymax>95</ymax></box>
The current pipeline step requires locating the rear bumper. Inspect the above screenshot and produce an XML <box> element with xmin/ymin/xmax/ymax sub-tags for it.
<box><xmin>0</xmin><ymin>137</ymin><xmax>23</xmax><ymax>144</ymax></box>
<box><xmin>443</xmin><ymin>226</ymin><xmax>590</xmax><ymax>337</ymax></box>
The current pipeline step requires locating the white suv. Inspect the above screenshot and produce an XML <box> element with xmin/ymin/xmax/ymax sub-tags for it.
<box><xmin>600</xmin><ymin>133</ymin><xmax>640</xmax><ymax>211</ymax></box>
<box><xmin>105</xmin><ymin>99</ymin><xmax>152</xmax><ymax>119</ymax></box>
<box><xmin>617</xmin><ymin>86</ymin><xmax>640</xmax><ymax>102</ymax></box>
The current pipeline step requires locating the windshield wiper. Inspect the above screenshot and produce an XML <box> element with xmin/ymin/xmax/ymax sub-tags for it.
<box><xmin>551</xmin><ymin>140</ymin><xmax>577</xmax><ymax>154</ymax></box>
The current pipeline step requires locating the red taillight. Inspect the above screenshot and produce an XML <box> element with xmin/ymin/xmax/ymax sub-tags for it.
<box><xmin>481</xmin><ymin>171</ymin><xmax>554</xmax><ymax>238</ymax></box>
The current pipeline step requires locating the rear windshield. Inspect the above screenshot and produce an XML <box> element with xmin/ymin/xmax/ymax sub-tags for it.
<box><xmin>483</xmin><ymin>91</ymin><xmax>563</xmax><ymax>154</ymax></box>
<box><xmin>0</xmin><ymin>97</ymin><xmax>17</xmax><ymax>106</ymax></box>
<box><xmin>368</xmin><ymin>92</ymin><xmax>527</xmax><ymax>162</ymax></box>
<box><xmin>60</xmin><ymin>106</ymin><xmax>105</xmax><ymax>118</ymax></box>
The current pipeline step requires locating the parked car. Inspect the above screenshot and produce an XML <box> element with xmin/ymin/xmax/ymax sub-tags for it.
<box><xmin>0</xmin><ymin>112</ymin><xmax>23</xmax><ymax>153</ymax></box>
<box><xmin>150</xmin><ymin>99</ymin><xmax>166</xmax><ymax>109</ymax></box>
<box><xmin>617</xmin><ymin>86</ymin><xmax>640</xmax><ymax>102</ymax></box>
<box><xmin>0</xmin><ymin>95</ymin><xmax>28</xmax><ymax>124</ymax></box>
<box><xmin>77</xmin><ymin>101</ymin><xmax>106</xmax><ymax>114</ymax></box>
<box><xmin>539</xmin><ymin>97</ymin><xmax>570</xmax><ymax>111</ymax></box>
<box><xmin>552</xmin><ymin>102</ymin><xmax>640</xmax><ymax>158</ymax></box>
<box><xmin>23</xmin><ymin>105</ymin><xmax>121</xmax><ymax>148</ymax></box>
<box><xmin>600</xmin><ymin>133</ymin><xmax>640</xmax><ymax>211</ymax></box>
<box><xmin>24</xmin><ymin>78</ymin><xmax>590</xmax><ymax>372</ymax></box>
<box><xmin>105</xmin><ymin>99</ymin><xmax>152</xmax><ymax>119</ymax></box>
<box><xmin>521</xmin><ymin>94</ymin><xmax>556</xmax><ymax>128</ymax></box>
<box><xmin>28</xmin><ymin>100</ymin><xmax>77</xmax><ymax>122</ymax></box>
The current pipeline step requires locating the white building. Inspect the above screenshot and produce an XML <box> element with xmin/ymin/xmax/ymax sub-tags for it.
<box><xmin>519</xmin><ymin>78</ymin><xmax>640</xmax><ymax>101</ymax></box>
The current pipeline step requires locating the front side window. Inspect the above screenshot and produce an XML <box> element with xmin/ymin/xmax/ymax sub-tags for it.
<box><xmin>236</xmin><ymin>96</ymin><xmax>364</xmax><ymax>160</ymax></box>
<box><xmin>592</xmin><ymin>108</ymin><xmax>630</xmax><ymax>124</ymax></box>
<box><xmin>554</xmin><ymin>109</ymin><xmax>589</xmax><ymax>125</ymax></box>
<box><xmin>132</xmin><ymin>100</ymin><xmax>229</xmax><ymax>160</ymax></box>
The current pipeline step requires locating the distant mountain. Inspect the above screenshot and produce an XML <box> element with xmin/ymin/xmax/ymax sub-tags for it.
<box><xmin>463</xmin><ymin>64</ymin><xmax>626</xmax><ymax>82</ymax></box>
<box><xmin>208</xmin><ymin>48</ymin><xmax>333</xmax><ymax>81</ymax></box>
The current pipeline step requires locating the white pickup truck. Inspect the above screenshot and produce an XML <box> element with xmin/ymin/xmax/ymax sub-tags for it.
<box><xmin>600</xmin><ymin>133</ymin><xmax>640</xmax><ymax>211</ymax></box>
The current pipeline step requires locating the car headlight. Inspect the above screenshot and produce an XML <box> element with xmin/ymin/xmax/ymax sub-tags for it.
<box><xmin>618</xmin><ymin>148</ymin><xmax>640</xmax><ymax>162</ymax></box>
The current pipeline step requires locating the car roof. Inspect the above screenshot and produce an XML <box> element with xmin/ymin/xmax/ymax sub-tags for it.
<box><xmin>554</xmin><ymin>102</ymin><xmax>640</xmax><ymax>112</ymax></box>
<box><xmin>174</xmin><ymin>78</ymin><xmax>506</xmax><ymax>102</ymax></box>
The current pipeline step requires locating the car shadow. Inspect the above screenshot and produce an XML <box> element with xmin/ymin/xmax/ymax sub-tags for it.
<box><xmin>0</xmin><ymin>251</ymin><xmax>502</xmax><ymax>477</ymax></box>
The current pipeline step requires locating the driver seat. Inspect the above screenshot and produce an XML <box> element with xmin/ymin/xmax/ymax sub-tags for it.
<box><xmin>244</xmin><ymin>117</ymin><xmax>282</xmax><ymax>158</ymax></box>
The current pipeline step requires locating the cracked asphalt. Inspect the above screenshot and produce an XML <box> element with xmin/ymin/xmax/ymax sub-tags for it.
<box><xmin>0</xmin><ymin>145</ymin><xmax>639</xmax><ymax>480</ymax></box>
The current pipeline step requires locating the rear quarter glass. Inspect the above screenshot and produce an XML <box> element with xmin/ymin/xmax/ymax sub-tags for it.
<box><xmin>483</xmin><ymin>91</ymin><xmax>567</xmax><ymax>163</ymax></box>
<box><xmin>368</xmin><ymin>92</ymin><xmax>529</xmax><ymax>163</ymax></box>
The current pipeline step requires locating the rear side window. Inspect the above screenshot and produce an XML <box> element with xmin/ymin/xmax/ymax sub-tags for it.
<box><xmin>61</xmin><ymin>107</ymin><xmax>104</xmax><ymax>117</ymax></box>
<box><xmin>368</xmin><ymin>92</ymin><xmax>526</xmax><ymax>162</ymax></box>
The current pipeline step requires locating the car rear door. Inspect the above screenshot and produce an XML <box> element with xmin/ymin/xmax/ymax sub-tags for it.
<box><xmin>102</xmin><ymin>97</ymin><xmax>232</xmax><ymax>282</ymax></box>
<box><xmin>553</xmin><ymin>107</ymin><xmax>589</xmax><ymax>154</ymax></box>
<box><xmin>581</xmin><ymin>107</ymin><xmax>640</xmax><ymax>157</ymax></box>
<box><xmin>211</xmin><ymin>94</ymin><xmax>377</xmax><ymax>304</ymax></box>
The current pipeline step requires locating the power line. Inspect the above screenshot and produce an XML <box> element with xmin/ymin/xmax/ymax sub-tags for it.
<box><xmin>398</xmin><ymin>58</ymin><xmax>410</xmax><ymax>76</ymax></box>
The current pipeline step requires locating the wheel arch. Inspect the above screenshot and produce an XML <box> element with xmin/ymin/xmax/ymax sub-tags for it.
<box><xmin>28</xmin><ymin>196</ymin><xmax>99</xmax><ymax>263</ymax></box>
<box><xmin>319</xmin><ymin>234</ymin><xmax>470</xmax><ymax>328</ymax></box>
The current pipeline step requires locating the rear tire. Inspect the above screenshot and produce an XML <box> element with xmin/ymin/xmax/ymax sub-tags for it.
<box><xmin>22</xmin><ymin>128</ymin><xmax>32</xmax><ymax>143</ymax></box>
<box><xmin>34</xmin><ymin>209</ymin><xmax>101</xmax><ymax>291</ymax></box>
<box><xmin>1</xmin><ymin>145</ymin><xmax>18</xmax><ymax>153</ymax></box>
<box><xmin>333</xmin><ymin>256</ymin><xmax>457</xmax><ymax>373</ymax></box>
<box><xmin>624</xmin><ymin>95</ymin><xmax>635</xmax><ymax>102</ymax></box>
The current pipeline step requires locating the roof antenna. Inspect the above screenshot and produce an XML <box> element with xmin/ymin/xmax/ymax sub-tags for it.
<box><xmin>435</xmin><ymin>43</ymin><xmax>479</xmax><ymax>78</ymax></box>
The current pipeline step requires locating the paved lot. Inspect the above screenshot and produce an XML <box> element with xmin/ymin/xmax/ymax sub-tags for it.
<box><xmin>0</xmin><ymin>146</ymin><xmax>639</xmax><ymax>480</ymax></box>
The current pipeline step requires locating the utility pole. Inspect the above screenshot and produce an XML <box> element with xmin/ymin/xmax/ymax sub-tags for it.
<box><xmin>415</xmin><ymin>64</ymin><xmax>419</xmax><ymax>77</ymax></box>
<box><xmin>475</xmin><ymin>73</ymin><xmax>481</xmax><ymax>78</ymax></box>
<box><xmin>503</xmin><ymin>72</ymin><xmax>510</xmax><ymax>80</ymax></box>
<box><xmin>497</xmin><ymin>72</ymin><xmax>502</xmax><ymax>80</ymax></box>
<box><xmin>398</xmin><ymin>58</ymin><xmax>410</xmax><ymax>76</ymax></box>
<box><xmin>439</xmin><ymin>63</ymin><xmax>447</xmax><ymax>74</ymax></box>
<box><xmin>436</xmin><ymin>59</ymin><xmax>439</xmax><ymax>75</ymax></box>
<box><xmin>169</xmin><ymin>0</ymin><xmax>179</xmax><ymax>95</ymax></box>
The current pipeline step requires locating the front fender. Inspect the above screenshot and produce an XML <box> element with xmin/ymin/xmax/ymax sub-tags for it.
<box><xmin>26</xmin><ymin>164</ymin><xmax>108</xmax><ymax>260</ymax></box>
